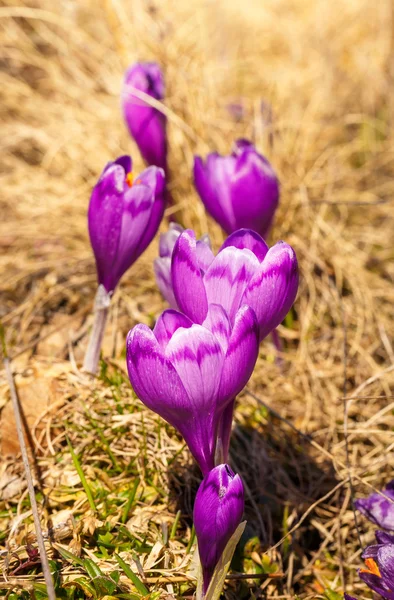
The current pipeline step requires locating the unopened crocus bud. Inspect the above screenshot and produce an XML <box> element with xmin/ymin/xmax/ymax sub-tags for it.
<box><xmin>126</xmin><ymin>305</ymin><xmax>259</xmax><ymax>475</ymax></box>
<box><xmin>194</xmin><ymin>464</ymin><xmax>244</xmax><ymax>594</ymax></box>
<box><xmin>154</xmin><ymin>224</ymin><xmax>213</xmax><ymax>308</ymax></box>
<box><xmin>88</xmin><ymin>155</ymin><xmax>165</xmax><ymax>294</ymax></box>
<box><xmin>194</xmin><ymin>140</ymin><xmax>279</xmax><ymax>239</ymax></box>
<box><xmin>122</xmin><ymin>62</ymin><xmax>167</xmax><ymax>172</ymax></box>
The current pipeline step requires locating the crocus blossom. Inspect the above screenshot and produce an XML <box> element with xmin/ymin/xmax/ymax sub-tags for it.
<box><xmin>126</xmin><ymin>305</ymin><xmax>259</xmax><ymax>474</ymax></box>
<box><xmin>194</xmin><ymin>464</ymin><xmax>244</xmax><ymax>593</ymax></box>
<box><xmin>355</xmin><ymin>481</ymin><xmax>394</xmax><ymax>531</ymax></box>
<box><xmin>122</xmin><ymin>62</ymin><xmax>167</xmax><ymax>172</ymax></box>
<box><xmin>88</xmin><ymin>155</ymin><xmax>165</xmax><ymax>294</ymax></box>
<box><xmin>349</xmin><ymin>531</ymin><xmax>394</xmax><ymax>600</ymax></box>
<box><xmin>171</xmin><ymin>228</ymin><xmax>298</xmax><ymax>342</ymax></box>
<box><xmin>154</xmin><ymin>223</ymin><xmax>212</xmax><ymax>308</ymax></box>
<box><xmin>194</xmin><ymin>140</ymin><xmax>279</xmax><ymax>239</ymax></box>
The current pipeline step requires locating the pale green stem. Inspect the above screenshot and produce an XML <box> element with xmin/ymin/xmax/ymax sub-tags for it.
<box><xmin>83</xmin><ymin>285</ymin><xmax>111</xmax><ymax>375</ymax></box>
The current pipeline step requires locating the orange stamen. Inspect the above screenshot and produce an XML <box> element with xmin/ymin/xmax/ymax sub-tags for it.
<box><xmin>360</xmin><ymin>558</ymin><xmax>381</xmax><ymax>577</ymax></box>
<box><xmin>126</xmin><ymin>172</ymin><xmax>134</xmax><ymax>187</ymax></box>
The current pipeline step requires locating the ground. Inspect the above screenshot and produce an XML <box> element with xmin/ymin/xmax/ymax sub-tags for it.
<box><xmin>1</xmin><ymin>0</ymin><xmax>394</xmax><ymax>598</ymax></box>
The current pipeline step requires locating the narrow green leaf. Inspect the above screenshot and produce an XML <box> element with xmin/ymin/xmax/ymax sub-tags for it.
<box><xmin>63</xmin><ymin>577</ymin><xmax>97</xmax><ymax>597</ymax></box>
<box><xmin>67</xmin><ymin>437</ymin><xmax>97</xmax><ymax>512</ymax></box>
<box><xmin>122</xmin><ymin>477</ymin><xmax>140</xmax><ymax>524</ymax></box>
<box><xmin>186</xmin><ymin>525</ymin><xmax>196</xmax><ymax>554</ymax></box>
<box><xmin>197</xmin><ymin>521</ymin><xmax>247</xmax><ymax>600</ymax></box>
<box><xmin>114</xmin><ymin>553</ymin><xmax>149</xmax><ymax>596</ymax></box>
<box><xmin>32</xmin><ymin>583</ymin><xmax>49</xmax><ymax>599</ymax></box>
<box><xmin>170</xmin><ymin>510</ymin><xmax>181</xmax><ymax>540</ymax></box>
<box><xmin>54</xmin><ymin>543</ymin><xmax>85</xmax><ymax>566</ymax></box>
<box><xmin>83</xmin><ymin>558</ymin><xmax>104</xmax><ymax>579</ymax></box>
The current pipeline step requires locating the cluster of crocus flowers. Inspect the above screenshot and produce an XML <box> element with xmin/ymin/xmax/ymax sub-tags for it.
<box><xmin>127</xmin><ymin>225</ymin><xmax>298</xmax><ymax>593</ymax></box>
<box><xmin>83</xmin><ymin>155</ymin><xmax>165</xmax><ymax>374</ymax></box>
<box><xmin>84</xmin><ymin>60</ymin><xmax>298</xmax><ymax>597</ymax></box>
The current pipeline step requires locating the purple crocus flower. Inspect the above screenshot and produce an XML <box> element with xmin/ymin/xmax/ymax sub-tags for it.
<box><xmin>171</xmin><ymin>228</ymin><xmax>298</xmax><ymax>342</ymax></box>
<box><xmin>122</xmin><ymin>62</ymin><xmax>167</xmax><ymax>172</ymax></box>
<box><xmin>351</xmin><ymin>530</ymin><xmax>394</xmax><ymax>599</ymax></box>
<box><xmin>194</xmin><ymin>464</ymin><xmax>244</xmax><ymax>594</ymax></box>
<box><xmin>355</xmin><ymin>481</ymin><xmax>394</xmax><ymax>530</ymax></box>
<box><xmin>126</xmin><ymin>305</ymin><xmax>259</xmax><ymax>475</ymax></box>
<box><xmin>88</xmin><ymin>155</ymin><xmax>165</xmax><ymax>294</ymax></box>
<box><xmin>154</xmin><ymin>223</ymin><xmax>213</xmax><ymax>309</ymax></box>
<box><xmin>194</xmin><ymin>140</ymin><xmax>279</xmax><ymax>239</ymax></box>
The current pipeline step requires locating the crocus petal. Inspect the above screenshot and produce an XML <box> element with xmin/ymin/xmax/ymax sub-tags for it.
<box><xmin>153</xmin><ymin>309</ymin><xmax>193</xmax><ymax>350</ymax></box>
<box><xmin>110</xmin><ymin>183</ymin><xmax>155</xmax><ymax>283</ymax></box>
<box><xmin>202</xmin><ymin>304</ymin><xmax>231</xmax><ymax>353</ymax></box>
<box><xmin>242</xmin><ymin>241</ymin><xmax>299</xmax><ymax>340</ymax></box>
<box><xmin>218</xmin><ymin>304</ymin><xmax>259</xmax><ymax>406</ymax></box>
<box><xmin>172</xmin><ymin>230</ymin><xmax>208</xmax><ymax>323</ymax></box>
<box><xmin>220</xmin><ymin>229</ymin><xmax>269</xmax><ymax>262</ymax></box>
<box><xmin>217</xmin><ymin>398</ymin><xmax>236</xmax><ymax>464</ymax></box>
<box><xmin>362</xmin><ymin>544</ymin><xmax>383</xmax><ymax>560</ymax></box>
<box><xmin>230</xmin><ymin>150</ymin><xmax>279</xmax><ymax>238</ymax></box>
<box><xmin>113</xmin><ymin>155</ymin><xmax>132</xmax><ymax>174</ymax></box>
<box><xmin>196</xmin><ymin>239</ymin><xmax>215</xmax><ymax>272</ymax></box>
<box><xmin>204</xmin><ymin>247</ymin><xmax>260</xmax><ymax>323</ymax></box>
<box><xmin>132</xmin><ymin>167</ymin><xmax>166</xmax><ymax>256</ymax></box>
<box><xmin>194</xmin><ymin>464</ymin><xmax>244</xmax><ymax>593</ymax></box>
<box><xmin>359</xmin><ymin>572</ymin><xmax>394</xmax><ymax>600</ymax></box>
<box><xmin>126</xmin><ymin>324</ymin><xmax>192</xmax><ymax>425</ymax></box>
<box><xmin>194</xmin><ymin>156</ymin><xmax>230</xmax><ymax>232</ymax></box>
<box><xmin>159</xmin><ymin>222</ymin><xmax>184</xmax><ymax>257</ymax></box>
<box><xmin>165</xmin><ymin>324</ymin><xmax>224</xmax><ymax>409</ymax></box>
<box><xmin>378</xmin><ymin>545</ymin><xmax>394</xmax><ymax>585</ymax></box>
<box><xmin>377</xmin><ymin>532</ymin><xmax>394</xmax><ymax>545</ymax></box>
<box><xmin>154</xmin><ymin>257</ymin><xmax>178</xmax><ymax>309</ymax></box>
<box><xmin>164</xmin><ymin>323</ymin><xmax>225</xmax><ymax>474</ymax></box>
<box><xmin>127</xmin><ymin>323</ymin><xmax>217</xmax><ymax>474</ymax></box>
<box><xmin>344</xmin><ymin>595</ymin><xmax>358</xmax><ymax>600</ymax></box>
<box><xmin>355</xmin><ymin>485</ymin><xmax>394</xmax><ymax>530</ymax></box>
<box><xmin>88</xmin><ymin>163</ymin><xmax>125</xmax><ymax>293</ymax></box>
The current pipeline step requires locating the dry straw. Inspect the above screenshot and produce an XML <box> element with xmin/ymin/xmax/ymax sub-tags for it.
<box><xmin>1</xmin><ymin>0</ymin><xmax>394</xmax><ymax>598</ymax></box>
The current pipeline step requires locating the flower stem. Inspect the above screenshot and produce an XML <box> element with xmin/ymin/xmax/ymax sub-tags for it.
<box><xmin>83</xmin><ymin>285</ymin><xmax>111</xmax><ymax>375</ymax></box>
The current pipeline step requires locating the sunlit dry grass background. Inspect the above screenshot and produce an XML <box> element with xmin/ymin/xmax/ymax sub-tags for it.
<box><xmin>1</xmin><ymin>0</ymin><xmax>394</xmax><ymax>598</ymax></box>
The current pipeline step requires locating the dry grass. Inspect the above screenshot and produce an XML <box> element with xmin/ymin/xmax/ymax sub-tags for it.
<box><xmin>1</xmin><ymin>0</ymin><xmax>394</xmax><ymax>597</ymax></box>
